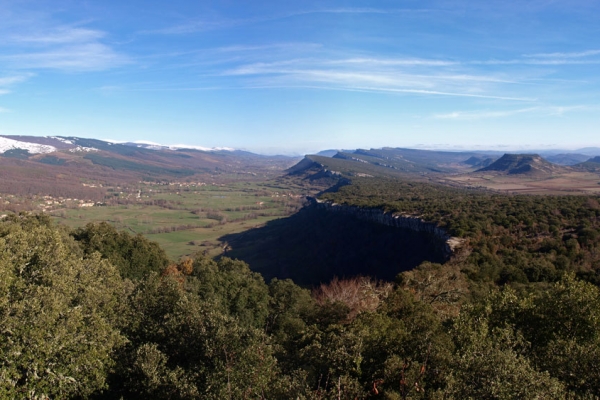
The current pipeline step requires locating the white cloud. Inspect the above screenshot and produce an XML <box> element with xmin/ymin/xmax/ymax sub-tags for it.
<box><xmin>0</xmin><ymin>74</ymin><xmax>33</xmax><ymax>96</ymax></box>
<box><xmin>0</xmin><ymin>74</ymin><xmax>32</xmax><ymax>86</ymax></box>
<box><xmin>433</xmin><ymin>105</ymin><xmax>597</xmax><ymax>120</ymax></box>
<box><xmin>4</xmin><ymin>43</ymin><xmax>129</xmax><ymax>71</ymax></box>
<box><xmin>10</xmin><ymin>27</ymin><xmax>105</xmax><ymax>45</ymax></box>
<box><xmin>473</xmin><ymin>49</ymin><xmax>600</xmax><ymax>66</ymax></box>
<box><xmin>355</xmin><ymin>87</ymin><xmax>534</xmax><ymax>101</ymax></box>
<box><xmin>0</xmin><ymin>106</ymin><xmax>10</xmax><ymax>113</ymax></box>
<box><xmin>216</xmin><ymin>43</ymin><xmax>323</xmax><ymax>53</ymax></box>
<box><xmin>524</xmin><ymin>49</ymin><xmax>600</xmax><ymax>58</ymax></box>
<box><xmin>141</xmin><ymin>18</ymin><xmax>240</xmax><ymax>35</ymax></box>
<box><xmin>327</xmin><ymin>58</ymin><xmax>458</xmax><ymax>67</ymax></box>
<box><xmin>434</xmin><ymin>108</ymin><xmax>539</xmax><ymax>120</ymax></box>
<box><xmin>2</xmin><ymin>24</ymin><xmax>129</xmax><ymax>72</ymax></box>
<box><xmin>219</xmin><ymin>55</ymin><xmax>533</xmax><ymax>101</ymax></box>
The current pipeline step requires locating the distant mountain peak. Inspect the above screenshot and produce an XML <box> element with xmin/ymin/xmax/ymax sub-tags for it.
<box><xmin>477</xmin><ymin>153</ymin><xmax>561</xmax><ymax>175</ymax></box>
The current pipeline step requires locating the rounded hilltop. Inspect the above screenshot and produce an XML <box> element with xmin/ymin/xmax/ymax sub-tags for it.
<box><xmin>477</xmin><ymin>153</ymin><xmax>563</xmax><ymax>175</ymax></box>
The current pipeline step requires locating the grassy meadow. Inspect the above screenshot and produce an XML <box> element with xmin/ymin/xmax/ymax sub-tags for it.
<box><xmin>53</xmin><ymin>180</ymin><xmax>306</xmax><ymax>260</ymax></box>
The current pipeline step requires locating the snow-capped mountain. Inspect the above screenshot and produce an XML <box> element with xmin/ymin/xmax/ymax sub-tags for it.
<box><xmin>0</xmin><ymin>136</ymin><xmax>236</xmax><ymax>155</ymax></box>
<box><xmin>0</xmin><ymin>136</ymin><xmax>57</xmax><ymax>154</ymax></box>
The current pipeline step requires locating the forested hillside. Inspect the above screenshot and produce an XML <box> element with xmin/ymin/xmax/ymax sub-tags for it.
<box><xmin>321</xmin><ymin>177</ymin><xmax>600</xmax><ymax>286</ymax></box>
<box><xmin>2</xmin><ymin>200</ymin><xmax>600</xmax><ymax>398</ymax></box>
<box><xmin>2</xmin><ymin>160</ymin><xmax>600</xmax><ymax>399</ymax></box>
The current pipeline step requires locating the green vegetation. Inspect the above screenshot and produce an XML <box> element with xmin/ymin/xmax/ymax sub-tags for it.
<box><xmin>2</xmin><ymin>159</ymin><xmax>600</xmax><ymax>398</ymax></box>
<box><xmin>72</xmin><ymin>221</ymin><xmax>170</xmax><ymax>280</ymax></box>
<box><xmin>321</xmin><ymin>177</ymin><xmax>600</xmax><ymax>286</ymax></box>
<box><xmin>51</xmin><ymin>181</ymin><xmax>306</xmax><ymax>260</ymax></box>
<box><xmin>1</xmin><ymin>148</ymin><xmax>31</xmax><ymax>159</ymax></box>
<box><xmin>2</xmin><ymin>214</ymin><xmax>600</xmax><ymax>398</ymax></box>
<box><xmin>38</xmin><ymin>155</ymin><xmax>67</xmax><ymax>165</ymax></box>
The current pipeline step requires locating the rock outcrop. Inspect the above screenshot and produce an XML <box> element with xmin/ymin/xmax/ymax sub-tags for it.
<box><xmin>308</xmin><ymin>197</ymin><xmax>464</xmax><ymax>258</ymax></box>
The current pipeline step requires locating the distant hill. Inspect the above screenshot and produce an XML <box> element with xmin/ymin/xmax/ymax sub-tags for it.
<box><xmin>546</xmin><ymin>153</ymin><xmax>591</xmax><ymax>166</ymax></box>
<box><xmin>462</xmin><ymin>156</ymin><xmax>497</xmax><ymax>168</ymax></box>
<box><xmin>462</xmin><ymin>156</ymin><xmax>484</xmax><ymax>166</ymax></box>
<box><xmin>477</xmin><ymin>153</ymin><xmax>563</xmax><ymax>175</ymax></box>
<box><xmin>587</xmin><ymin>156</ymin><xmax>600</xmax><ymax>164</ymax></box>
<box><xmin>288</xmin><ymin>147</ymin><xmax>508</xmax><ymax>182</ymax></box>
<box><xmin>329</xmin><ymin>147</ymin><xmax>498</xmax><ymax>174</ymax></box>
<box><xmin>474</xmin><ymin>157</ymin><xmax>497</xmax><ymax>168</ymax></box>
<box><xmin>574</xmin><ymin>156</ymin><xmax>600</xmax><ymax>172</ymax></box>
<box><xmin>0</xmin><ymin>135</ymin><xmax>300</xmax><ymax>198</ymax></box>
<box><xmin>576</xmin><ymin>147</ymin><xmax>600</xmax><ymax>156</ymax></box>
<box><xmin>287</xmin><ymin>154</ymin><xmax>413</xmax><ymax>184</ymax></box>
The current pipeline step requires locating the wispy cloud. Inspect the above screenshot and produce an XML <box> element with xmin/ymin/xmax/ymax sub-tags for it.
<box><xmin>218</xmin><ymin>53</ymin><xmax>533</xmax><ymax>101</ymax></box>
<box><xmin>144</xmin><ymin>7</ymin><xmax>434</xmax><ymax>36</ymax></box>
<box><xmin>327</xmin><ymin>58</ymin><xmax>458</xmax><ymax>67</ymax></box>
<box><xmin>0</xmin><ymin>74</ymin><xmax>32</xmax><ymax>86</ymax></box>
<box><xmin>10</xmin><ymin>27</ymin><xmax>105</xmax><ymax>45</ymax></box>
<box><xmin>0</xmin><ymin>106</ymin><xmax>11</xmax><ymax>113</ymax></box>
<box><xmin>474</xmin><ymin>58</ymin><xmax>600</xmax><ymax>66</ymax></box>
<box><xmin>4</xmin><ymin>43</ymin><xmax>129</xmax><ymax>71</ymax></box>
<box><xmin>433</xmin><ymin>105</ymin><xmax>595</xmax><ymax>120</ymax></box>
<box><xmin>142</xmin><ymin>19</ymin><xmax>238</xmax><ymax>35</ymax></box>
<box><xmin>544</xmin><ymin>104</ymin><xmax>600</xmax><ymax>115</ymax></box>
<box><xmin>1</xmin><ymin>25</ymin><xmax>129</xmax><ymax>71</ymax></box>
<box><xmin>473</xmin><ymin>48</ymin><xmax>600</xmax><ymax>66</ymax></box>
<box><xmin>434</xmin><ymin>108</ymin><xmax>539</xmax><ymax>119</ymax></box>
<box><xmin>356</xmin><ymin>87</ymin><xmax>534</xmax><ymax>101</ymax></box>
<box><xmin>524</xmin><ymin>49</ymin><xmax>600</xmax><ymax>58</ymax></box>
<box><xmin>216</xmin><ymin>43</ymin><xmax>323</xmax><ymax>53</ymax></box>
<box><xmin>0</xmin><ymin>74</ymin><xmax>32</xmax><ymax>95</ymax></box>
<box><xmin>131</xmin><ymin>37</ymin><xmax>600</xmax><ymax>103</ymax></box>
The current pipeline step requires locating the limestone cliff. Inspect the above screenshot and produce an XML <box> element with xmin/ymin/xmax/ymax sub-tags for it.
<box><xmin>308</xmin><ymin>197</ymin><xmax>464</xmax><ymax>258</ymax></box>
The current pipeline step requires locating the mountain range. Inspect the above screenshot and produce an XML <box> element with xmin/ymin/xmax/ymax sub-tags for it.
<box><xmin>2</xmin><ymin>136</ymin><xmax>600</xmax><ymax>196</ymax></box>
<box><xmin>0</xmin><ymin>135</ymin><xmax>300</xmax><ymax>199</ymax></box>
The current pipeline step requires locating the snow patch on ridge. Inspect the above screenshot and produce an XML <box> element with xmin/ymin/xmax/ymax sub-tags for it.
<box><xmin>129</xmin><ymin>140</ymin><xmax>235</xmax><ymax>152</ymax></box>
<box><xmin>69</xmin><ymin>146</ymin><xmax>98</xmax><ymax>152</ymax></box>
<box><xmin>0</xmin><ymin>137</ymin><xmax>56</xmax><ymax>154</ymax></box>
<box><xmin>49</xmin><ymin>136</ymin><xmax>74</xmax><ymax>145</ymax></box>
<box><xmin>168</xmin><ymin>144</ymin><xmax>235</xmax><ymax>152</ymax></box>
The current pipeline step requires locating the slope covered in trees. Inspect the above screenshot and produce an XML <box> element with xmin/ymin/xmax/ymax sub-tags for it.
<box><xmin>2</xmin><ymin>213</ymin><xmax>600</xmax><ymax>398</ymax></box>
<box><xmin>320</xmin><ymin>176</ymin><xmax>600</xmax><ymax>286</ymax></box>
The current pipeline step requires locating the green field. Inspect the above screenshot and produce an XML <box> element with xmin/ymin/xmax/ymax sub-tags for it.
<box><xmin>52</xmin><ymin>180</ymin><xmax>306</xmax><ymax>260</ymax></box>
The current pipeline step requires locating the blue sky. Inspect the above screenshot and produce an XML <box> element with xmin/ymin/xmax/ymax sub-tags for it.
<box><xmin>0</xmin><ymin>0</ymin><xmax>599</xmax><ymax>154</ymax></box>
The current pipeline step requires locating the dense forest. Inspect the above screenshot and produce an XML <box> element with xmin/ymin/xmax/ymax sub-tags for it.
<box><xmin>321</xmin><ymin>177</ymin><xmax>600</xmax><ymax>287</ymax></box>
<box><xmin>2</xmin><ymin>172</ymin><xmax>600</xmax><ymax>398</ymax></box>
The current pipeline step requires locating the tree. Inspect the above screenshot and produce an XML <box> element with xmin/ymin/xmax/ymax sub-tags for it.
<box><xmin>445</xmin><ymin>297</ymin><xmax>566</xmax><ymax>399</ymax></box>
<box><xmin>71</xmin><ymin>222</ymin><xmax>170</xmax><ymax>280</ymax></box>
<box><xmin>116</xmin><ymin>273</ymin><xmax>282</xmax><ymax>399</ymax></box>
<box><xmin>189</xmin><ymin>256</ymin><xmax>270</xmax><ymax>329</ymax></box>
<box><xmin>0</xmin><ymin>216</ymin><xmax>128</xmax><ymax>398</ymax></box>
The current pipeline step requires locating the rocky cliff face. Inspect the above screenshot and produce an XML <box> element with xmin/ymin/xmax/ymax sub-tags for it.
<box><xmin>308</xmin><ymin>197</ymin><xmax>464</xmax><ymax>258</ymax></box>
